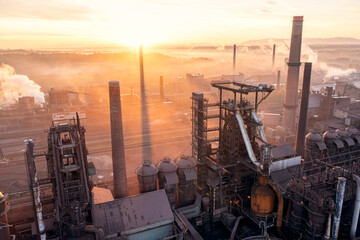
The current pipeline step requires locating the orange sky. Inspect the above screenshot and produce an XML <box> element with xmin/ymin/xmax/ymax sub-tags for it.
<box><xmin>0</xmin><ymin>0</ymin><xmax>359</xmax><ymax>49</ymax></box>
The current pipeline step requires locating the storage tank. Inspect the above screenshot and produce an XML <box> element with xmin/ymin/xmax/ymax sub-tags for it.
<box><xmin>135</xmin><ymin>162</ymin><xmax>158</xmax><ymax>193</ymax></box>
<box><xmin>305</xmin><ymin>131</ymin><xmax>326</xmax><ymax>162</ymax></box>
<box><xmin>346</xmin><ymin>127</ymin><xmax>360</xmax><ymax>155</ymax></box>
<box><xmin>0</xmin><ymin>192</ymin><xmax>10</xmax><ymax>240</ymax></box>
<box><xmin>176</xmin><ymin>155</ymin><xmax>197</xmax><ymax>207</ymax></box>
<box><xmin>251</xmin><ymin>176</ymin><xmax>275</xmax><ymax>217</ymax></box>
<box><xmin>323</xmin><ymin>130</ymin><xmax>343</xmax><ymax>163</ymax></box>
<box><xmin>156</xmin><ymin>157</ymin><xmax>178</xmax><ymax>208</ymax></box>
<box><xmin>305</xmin><ymin>203</ymin><xmax>327</xmax><ymax>240</ymax></box>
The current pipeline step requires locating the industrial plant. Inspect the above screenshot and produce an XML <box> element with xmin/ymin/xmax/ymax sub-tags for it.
<box><xmin>2</xmin><ymin>16</ymin><xmax>360</xmax><ymax>240</ymax></box>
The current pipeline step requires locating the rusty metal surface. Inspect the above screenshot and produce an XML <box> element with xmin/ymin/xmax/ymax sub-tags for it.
<box><xmin>92</xmin><ymin>189</ymin><xmax>173</xmax><ymax>236</ymax></box>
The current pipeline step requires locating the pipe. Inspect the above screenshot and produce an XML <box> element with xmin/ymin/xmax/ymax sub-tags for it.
<box><xmin>109</xmin><ymin>81</ymin><xmax>128</xmax><ymax>199</ymax></box>
<box><xmin>351</xmin><ymin>174</ymin><xmax>360</xmax><ymax>239</ymax></box>
<box><xmin>251</xmin><ymin>110</ymin><xmax>267</xmax><ymax>143</ymax></box>
<box><xmin>25</xmin><ymin>140</ymin><xmax>46</xmax><ymax>240</ymax></box>
<box><xmin>269</xmin><ymin>183</ymin><xmax>284</xmax><ymax>231</ymax></box>
<box><xmin>324</xmin><ymin>214</ymin><xmax>332</xmax><ymax>239</ymax></box>
<box><xmin>235</xmin><ymin>112</ymin><xmax>263</xmax><ymax>170</ymax></box>
<box><xmin>84</xmin><ymin>225</ymin><xmax>105</xmax><ymax>240</ymax></box>
<box><xmin>230</xmin><ymin>216</ymin><xmax>241</xmax><ymax>240</ymax></box>
<box><xmin>295</xmin><ymin>62</ymin><xmax>312</xmax><ymax>157</ymax></box>
<box><xmin>331</xmin><ymin>177</ymin><xmax>346</xmax><ymax>239</ymax></box>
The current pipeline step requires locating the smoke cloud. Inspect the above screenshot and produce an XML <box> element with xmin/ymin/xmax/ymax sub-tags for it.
<box><xmin>319</xmin><ymin>62</ymin><xmax>356</xmax><ymax>79</ymax></box>
<box><xmin>0</xmin><ymin>63</ymin><xmax>44</xmax><ymax>106</ymax></box>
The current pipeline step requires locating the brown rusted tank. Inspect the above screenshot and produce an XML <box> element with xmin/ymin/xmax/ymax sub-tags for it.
<box><xmin>251</xmin><ymin>176</ymin><xmax>275</xmax><ymax>216</ymax></box>
<box><xmin>0</xmin><ymin>192</ymin><xmax>10</xmax><ymax>240</ymax></box>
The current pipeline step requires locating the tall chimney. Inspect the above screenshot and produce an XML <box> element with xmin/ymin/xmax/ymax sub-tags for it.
<box><xmin>295</xmin><ymin>62</ymin><xmax>312</xmax><ymax>157</ymax></box>
<box><xmin>160</xmin><ymin>76</ymin><xmax>164</xmax><ymax>101</ymax></box>
<box><xmin>276</xmin><ymin>70</ymin><xmax>281</xmax><ymax>90</ymax></box>
<box><xmin>109</xmin><ymin>81</ymin><xmax>128</xmax><ymax>198</ymax></box>
<box><xmin>282</xmin><ymin>16</ymin><xmax>304</xmax><ymax>132</ymax></box>
<box><xmin>272</xmin><ymin>44</ymin><xmax>276</xmax><ymax>68</ymax></box>
<box><xmin>233</xmin><ymin>44</ymin><xmax>236</xmax><ymax>72</ymax></box>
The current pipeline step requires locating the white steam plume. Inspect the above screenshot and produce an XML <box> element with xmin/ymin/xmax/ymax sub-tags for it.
<box><xmin>301</xmin><ymin>44</ymin><xmax>357</xmax><ymax>79</ymax></box>
<box><xmin>0</xmin><ymin>63</ymin><xmax>44</xmax><ymax>106</ymax></box>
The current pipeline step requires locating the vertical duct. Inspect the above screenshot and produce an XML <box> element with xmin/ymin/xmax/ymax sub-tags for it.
<box><xmin>332</xmin><ymin>177</ymin><xmax>346</xmax><ymax>239</ymax></box>
<box><xmin>25</xmin><ymin>140</ymin><xmax>46</xmax><ymax>240</ymax></box>
<box><xmin>160</xmin><ymin>76</ymin><xmax>164</xmax><ymax>101</ymax></box>
<box><xmin>276</xmin><ymin>70</ymin><xmax>281</xmax><ymax>90</ymax></box>
<box><xmin>272</xmin><ymin>44</ymin><xmax>276</xmax><ymax>68</ymax></box>
<box><xmin>282</xmin><ymin>16</ymin><xmax>304</xmax><ymax>132</ymax></box>
<box><xmin>233</xmin><ymin>44</ymin><xmax>236</xmax><ymax>72</ymax></box>
<box><xmin>295</xmin><ymin>62</ymin><xmax>312</xmax><ymax>157</ymax></box>
<box><xmin>109</xmin><ymin>81</ymin><xmax>128</xmax><ymax>199</ymax></box>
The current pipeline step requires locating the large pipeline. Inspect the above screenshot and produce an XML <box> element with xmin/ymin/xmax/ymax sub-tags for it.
<box><xmin>25</xmin><ymin>140</ymin><xmax>46</xmax><ymax>240</ymax></box>
<box><xmin>351</xmin><ymin>174</ymin><xmax>360</xmax><ymax>239</ymax></box>
<box><xmin>331</xmin><ymin>177</ymin><xmax>346</xmax><ymax>239</ymax></box>
<box><xmin>109</xmin><ymin>81</ymin><xmax>128</xmax><ymax>199</ymax></box>
<box><xmin>235</xmin><ymin>112</ymin><xmax>263</xmax><ymax>170</ymax></box>
<box><xmin>84</xmin><ymin>225</ymin><xmax>105</xmax><ymax>240</ymax></box>
<box><xmin>324</xmin><ymin>214</ymin><xmax>332</xmax><ymax>239</ymax></box>
<box><xmin>251</xmin><ymin>110</ymin><xmax>267</xmax><ymax>143</ymax></box>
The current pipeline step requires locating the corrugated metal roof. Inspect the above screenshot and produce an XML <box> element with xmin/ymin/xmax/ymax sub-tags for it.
<box><xmin>92</xmin><ymin>189</ymin><xmax>174</xmax><ymax>236</ymax></box>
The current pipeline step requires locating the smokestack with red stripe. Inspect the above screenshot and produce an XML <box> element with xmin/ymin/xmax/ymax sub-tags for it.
<box><xmin>282</xmin><ymin>16</ymin><xmax>304</xmax><ymax>132</ymax></box>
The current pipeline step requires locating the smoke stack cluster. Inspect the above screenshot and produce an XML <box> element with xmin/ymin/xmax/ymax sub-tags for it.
<box><xmin>282</xmin><ymin>16</ymin><xmax>304</xmax><ymax>132</ymax></box>
<box><xmin>109</xmin><ymin>81</ymin><xmax>128</xmax><ymax>199</ymax></box>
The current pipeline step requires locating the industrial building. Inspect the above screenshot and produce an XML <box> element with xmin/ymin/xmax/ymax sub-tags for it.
<box><xmin>1</xmin><ymin>16</ymin><xmax>360</xmax><ymax>240</ymax></box>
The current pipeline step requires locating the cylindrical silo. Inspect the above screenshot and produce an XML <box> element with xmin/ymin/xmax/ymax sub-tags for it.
<box><xmin>156</xmin><ymin>157</ymin><xmax>178</xmax><ymax>207</ymax></box>
<box><xmin>135</xmin><ymin>162</ymin><xmax>158</xmax><ymax>193</ymax></box>
<box><xmin>176</xmin><ymin>155</ymin><xmax>197</xmax><ymax>207</ymax></box>
<box><xmin>305</xmin><ymin>131</ymin><xmax>325</xmax><ymax>162</ymax></box>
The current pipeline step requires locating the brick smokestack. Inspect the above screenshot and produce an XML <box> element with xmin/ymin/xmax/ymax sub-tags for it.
<box><xmin>282</xmin><ymin>16</ymin><xmax>304</xmax><ymax>132</ymax></box>
<box><xmin>109</xmin><ymin>81</ymin><xmax>128</xmax><ymax>198</ymax></box>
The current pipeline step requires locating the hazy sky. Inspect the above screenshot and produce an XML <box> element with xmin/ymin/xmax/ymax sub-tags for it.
<box><xmin>0</xmin><ymin>0</ymin><xmax>359</xmax><ymax>49</ymax></box>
